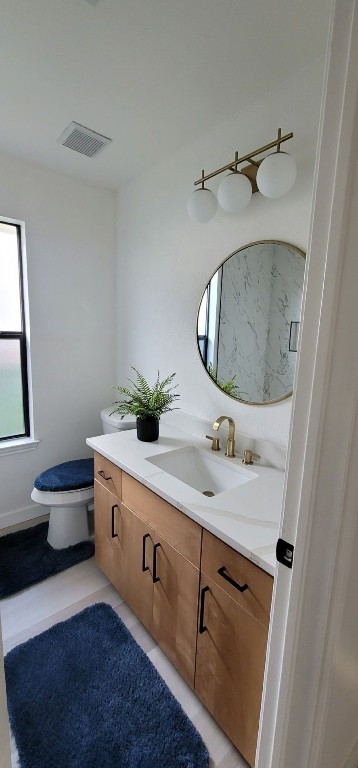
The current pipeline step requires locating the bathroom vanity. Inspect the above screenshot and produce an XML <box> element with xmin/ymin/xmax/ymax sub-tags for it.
<box><xmin>87</xmin><ymin>419</ymin><xmax>284</xmax><ymax>767</ymax></box>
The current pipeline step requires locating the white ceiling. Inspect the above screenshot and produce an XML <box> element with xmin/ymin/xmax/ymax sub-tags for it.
<box><xmin>0</xmin><ymin>0</ymin><xmax>331</xmax><ymax>190</ymax></box>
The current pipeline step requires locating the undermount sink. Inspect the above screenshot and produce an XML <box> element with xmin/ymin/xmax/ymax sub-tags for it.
<box><xmin>146</xmin><ymin>445</ymin><xmax>256</xmax><ymax>497</ymax></box>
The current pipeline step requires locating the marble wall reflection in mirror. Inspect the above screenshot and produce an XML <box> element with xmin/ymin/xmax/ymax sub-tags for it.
<box><xmin>197</xmin><ymin>241</ymin><xmax>306</xmax><ymax>405</ymax></box>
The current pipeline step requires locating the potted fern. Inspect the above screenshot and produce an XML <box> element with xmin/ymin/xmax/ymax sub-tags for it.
<box><xmin>112</xmin><ymin>368</ymin><xmax>180</xmax><ymax>442</ymax></box>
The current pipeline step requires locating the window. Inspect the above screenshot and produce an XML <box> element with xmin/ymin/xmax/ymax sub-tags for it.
<box><xmin>197</xmin><ymin>286</ymin><xmax>209</xmax><ymax>364</ymax></box>
<box><xmin>0</xmin><ymin>219</ymin><xmax>30</xmax><ymax>441</ymax></box>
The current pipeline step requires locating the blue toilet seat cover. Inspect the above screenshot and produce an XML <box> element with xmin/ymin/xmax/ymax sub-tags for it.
<box><xmin>34</xmin><ymin>459</ymin><xmax>94</xmax><ymax>492</ymax></box>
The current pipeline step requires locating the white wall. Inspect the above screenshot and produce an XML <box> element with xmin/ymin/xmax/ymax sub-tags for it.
<box><xmin>115</xmin><ymin>60</ymin><xmax>325</xmax><ymax>446</ymax></box>
<box><xmin>0</xmin><ymin>152</ymin><xmax>116</xmax><ymax>526</ymax></box>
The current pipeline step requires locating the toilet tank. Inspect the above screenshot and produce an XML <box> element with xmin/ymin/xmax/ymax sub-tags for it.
<box><xmin>100</xmin><ymin>408</ymin><xmax>136</xmax><ymax>434</ymax></box>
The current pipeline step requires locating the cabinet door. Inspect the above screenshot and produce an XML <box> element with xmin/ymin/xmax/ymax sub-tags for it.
<box><xmin>195</xmin><ymin>575</ymin><xmax>268</xmax><ymax>768</ymax></box>
<box><xmin>94</xmin><ymin>479</ymin><xmax>123</xmax><ymax>593</ymax></box>
<box><xmin>151</xmin><ymin>533</ymin><xmax>200</xmax><ymax>688</ymax></box>
<box><xmin>120</xmin><ymin>504</ymin><xmax>154</xmax><ymax>634</ymax></box>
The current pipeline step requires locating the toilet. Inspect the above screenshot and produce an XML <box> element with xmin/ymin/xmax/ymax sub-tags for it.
<box><xmin>31</xmin><ymin>409</ymin><xmax>136</xmax><ymax>549</ymax></box>
<box><xmin>31</xmin><ymin>459</ymin><xmax>95</xmax><ymax>550</ymax></box>
<box><xmin>100</xmin><ymin>408</ymin><xmax>136</xmax><ymax>434</ymax></box>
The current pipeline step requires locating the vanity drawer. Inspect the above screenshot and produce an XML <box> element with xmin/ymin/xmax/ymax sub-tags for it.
<box><xmin>201</xmin><ymin>529</ymin><xmax>273</xmax><ymax>627</ymax></box>
<box><xmin>122</xmin><ymin>472</ymin><xmax>201</xmax><ymax>567</ymax></box>
<box><xmin>94</xmin><ymin>452</ymin><xmax>122</xmax><ymax>499</ymax></box>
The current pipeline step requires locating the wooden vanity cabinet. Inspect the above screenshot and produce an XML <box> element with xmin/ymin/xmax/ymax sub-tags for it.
<box><xmin>119</xmin><ymin>504</ymin><xmax>155</xmax><ymax>634</ymax></box>
<box><xmin>200</xmin><ymin>529</ymin><xmax>273</xmax><ymax>626</ymax></box>
<box><xmin>94</xmin><ymin>452</ymin><xmax>122</xmax><ymax>498</ymax></box>
<box><xmin>121</xmin><ymin>473</ymin><xmax>201</xmax><ymax>688</ymax></box>
<box><xmin>150</xmin><ymin>529</ymin><xmax>200</xmax><ymax>686</ymax></box>
<box><xmin>93</xmin><ymin>452</ymin><xmax>273</xmax><ymax>763</ymax></box>
<box><xmin>118</xmin><ymin>502</ymin><xmax>200</xmax><ymax>685</ymax></box>
<box><xmin>94</xmin><ymin>455</ymin><xmax>201</xmax><ymax>687</ymax></box>
<box><xmin>94</xmin><ymin>480</ymin><xmax>124</xmax><ymax>594</ymax></box>
<box><xmin>121</xmin><ymin>473</ymin><xmax>201</xmax><ymax>565</ymax></box>
<box><xmin>195</xmin><ymin>530</ymin><xmax>274</xmax><ymax>767</ymax></box>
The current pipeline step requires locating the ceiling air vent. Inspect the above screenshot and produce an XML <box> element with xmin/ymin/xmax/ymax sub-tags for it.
<box><xmin>57</xmin><ymin>122</ymin><xmax>112</xmax><ymax>158</ymax></box>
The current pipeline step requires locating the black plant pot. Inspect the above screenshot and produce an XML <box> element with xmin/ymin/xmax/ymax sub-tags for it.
<box><xmin>136</xmin><ymin>416</ymin><xmax>159</xmax><ymax>442</ymax></box>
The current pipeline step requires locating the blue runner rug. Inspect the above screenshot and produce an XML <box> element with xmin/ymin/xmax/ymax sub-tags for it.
<box><xmin>0</xmin><ymin>522</ymin><xmax>94</xmax><ymax>599</ymax></box>
<box><xmin>5</xmin><ymin>602</ymin><xmax>209</xmax><ymax>768</ymax></box>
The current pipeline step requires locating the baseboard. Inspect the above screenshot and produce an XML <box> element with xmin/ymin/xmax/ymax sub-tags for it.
<box><xmin>0</xmin><ymin>504</ymin><xmax>46</xmax><ymax>531</ymax></box>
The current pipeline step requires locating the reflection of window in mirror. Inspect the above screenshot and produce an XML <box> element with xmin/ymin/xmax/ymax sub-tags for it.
<box><xmin>198</xmin><ymin>270</ymin><xmax>222</xmax><ymax>370</ymax></box>
<box><xmin>289</xmin><ymin>321</ymin><xmax>300</xmax><ymax>352</ymax></box>
<box><xmin>197</xmin><ymin>286</ymin><xmax>208</xmax><ymax>361</ymax></box>
<box><xmin>197</xmin><ymin>241</ymin><xmax>305</xmax><ymax>405</ymax></box>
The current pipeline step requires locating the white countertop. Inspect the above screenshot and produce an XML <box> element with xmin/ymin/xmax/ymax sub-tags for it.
<box><xmin>87</xmin><ymin>421</ymin><xmax>285</xmax><ymax>577</ymax></box>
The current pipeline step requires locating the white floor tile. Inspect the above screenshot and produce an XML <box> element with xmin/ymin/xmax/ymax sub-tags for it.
<box><xmin>1</xmin><ymin>559</ymin><xmax>109</xmax><ymax>640</ymax></box>
<box><xmin>148</xmin><ymin>645</ymin><xmax>203</xmax><ymax>720</ymax></box>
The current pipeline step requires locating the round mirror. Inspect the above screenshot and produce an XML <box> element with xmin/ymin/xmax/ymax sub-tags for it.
<box><xmin>197</xmin><ymin>240</ymin><xmax>306</xmax><ymax>405</ymax></box>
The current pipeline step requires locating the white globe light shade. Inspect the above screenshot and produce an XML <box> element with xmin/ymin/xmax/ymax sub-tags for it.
<box><xmin>187</xmin><ymin>188</ymin><xmax>217</xmax><ymax>222</ymax></box>
<box><xmin>256</xmin><ymin>151</ymin><xmax>297</xmax><ymax>198</ymax></box>
<box><xmin>218</xmin><ymin>172</ymin><xmax>252</xmax><ymax>214</ymax></box>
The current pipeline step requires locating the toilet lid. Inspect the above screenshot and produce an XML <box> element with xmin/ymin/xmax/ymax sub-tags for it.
<box><xmin>34</xmin><ymin>459</ymin><xmax>94</xmax><ymax>492</ymax></box>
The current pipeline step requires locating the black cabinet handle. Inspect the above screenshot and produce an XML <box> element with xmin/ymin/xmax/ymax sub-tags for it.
<box><xmin>218</xmin><ymin>566</ymin><xmax>248</xmax><ymax>593</ymax></box>
<box><xmin>152</xmin><ymin>543</ymin><xmax>161</xmax><ymax>583</ymax></box>
<box><xmin>199</xmin><ymin>586</ymin><xmax>209</xmax><ymax>634</ymax></box>
<box><xmin>142</xmin><ymin>534</ymin><xmax>150</xmax><ymax>572</ymax></box>
<box><xmin>98</xmin><ymin>470</ymin><xmax>112</xmax><ymax>481</ymax></box>
<box><xmin>111</xmin><ymin>504</ymin><xmax>119</xmax><ymax>539</ymax></box>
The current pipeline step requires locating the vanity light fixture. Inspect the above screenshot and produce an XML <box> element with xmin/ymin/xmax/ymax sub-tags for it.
<box><xmin>187</xmin><ymin>129</ymin><xmax>297</xmax><ymax>222</ymax></box>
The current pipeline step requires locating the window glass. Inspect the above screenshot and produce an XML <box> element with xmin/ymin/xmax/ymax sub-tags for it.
<box><xmin>0</xmin><ymin>339</ymin><xmax>25</xmax><ymax>438</ymax></box>
<box><xmin>0</xmin><ymin>222</ymin><xmax>22</xmax><ymax>331</ymax></box>
<box><xmin>197</xmin><ymin>288</ymin><xmax>208</xmax><ymax>336</ymax></box>
<box><xmin>0</xmin><ymin>219</ymin><xmax>29</xmax><ymax>441</ymax></box>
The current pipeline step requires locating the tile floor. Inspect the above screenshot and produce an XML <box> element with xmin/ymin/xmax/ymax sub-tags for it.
<box><xmin>1</xmin><ymin>523</ymin><xmax>249</xmax><ymax>768</ymax></box>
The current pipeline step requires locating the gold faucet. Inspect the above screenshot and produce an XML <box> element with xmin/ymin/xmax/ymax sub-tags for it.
<box><xmin>212</xmin><ymin>416</ymin><xmax>236</xmax><ymax>457</ymax></box>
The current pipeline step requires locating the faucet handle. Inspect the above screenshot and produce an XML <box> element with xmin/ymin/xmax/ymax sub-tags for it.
<box><xmin>206</xmin><ymin>434</ymin><xmax>221</xmax><ymax>451</ymax></box>
<box><xmin>242</xmin><ymin>449</ymin><xmax>261</xmax><ymax>465</ymax></box>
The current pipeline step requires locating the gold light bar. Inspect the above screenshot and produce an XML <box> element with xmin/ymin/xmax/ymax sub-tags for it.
<box><xmin>194</xmin><ymin>129</ymin><xmax>293</xmax><ymax>187</ymax></box>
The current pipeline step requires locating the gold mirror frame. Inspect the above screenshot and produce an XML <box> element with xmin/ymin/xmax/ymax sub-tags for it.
<box><xmin>196</xmin><ymin>240</ymin><xmax>306</xmax><ymax>406</ymax></box>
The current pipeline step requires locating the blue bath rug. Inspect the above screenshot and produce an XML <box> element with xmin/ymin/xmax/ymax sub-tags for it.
<box><xmin>0</xmin><ymin>522</ymin><xmax>94</xmax><ymax>599</ymax></box>
<box><xmin>5</xmin><ymin>602</ymin><xmax>209</xmax><ymax>768</ymax></box>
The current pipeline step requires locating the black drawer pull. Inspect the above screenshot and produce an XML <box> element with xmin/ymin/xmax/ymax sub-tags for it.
<box><xmin>111</xmin><ymin>504</ymin><xmax>119</xmax><ymax>539</ymax></box>
<box><xmin>199</xmin><ymin>586</ymin><xmax>210</xmax><ymax>634</ymax></box>
<box><xmin>152</xmin><ymin>543</ymin><xmax>161</xmax><ymax>583</ymax></box>
<box><xmin>142</xmin><ymin>534</ymin><xmax>150</xmax><ymax>572</ymax></box>
<box><xmin>98</xmin><ymin>470</ymin><xmax>112</xmax><ymax>481</ymax></box>
<box><xmin>218</xmin><ymin>566</ymin><xmax>248</xmax><ymax>593</ymax></box>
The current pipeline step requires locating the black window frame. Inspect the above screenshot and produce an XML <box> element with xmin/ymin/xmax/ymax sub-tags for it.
<box><xmin>197</xmin><ymin>284</ymin><xmax>210</xmax><ymax>367</ymax></box>
<box><xmin>0</xmin><ymin>220</ymin><xmax>30</xmax><ymax>441</ymax></box>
